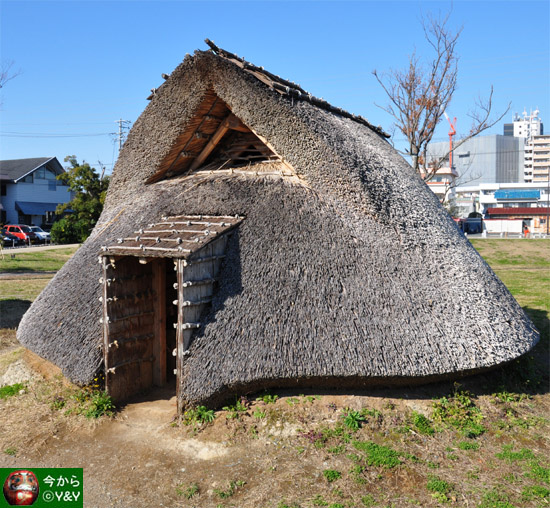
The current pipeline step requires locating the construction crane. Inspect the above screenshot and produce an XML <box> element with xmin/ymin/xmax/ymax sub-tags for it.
<box><xmin>443</xmin><ymin>111</ymin><xmax>457</xmax><ymax>170</ymax></box>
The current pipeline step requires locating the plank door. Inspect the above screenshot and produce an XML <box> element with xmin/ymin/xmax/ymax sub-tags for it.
<box><xmin>102</xmin><ymin>256</ymin><xmax>160</xmax><ymax>401</ymax></box>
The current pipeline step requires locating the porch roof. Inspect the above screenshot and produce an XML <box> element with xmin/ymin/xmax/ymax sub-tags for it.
<box><xmin>100</xmin><ymin>214</ymin><xmax>243</xmax><ymax>259</ymax></box>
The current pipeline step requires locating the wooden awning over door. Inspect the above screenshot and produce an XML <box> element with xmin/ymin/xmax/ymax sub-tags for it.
<box><xmin>100</xmin><ymin>214</ymin><xmax>243</xmax><ymax>259</ymax></box>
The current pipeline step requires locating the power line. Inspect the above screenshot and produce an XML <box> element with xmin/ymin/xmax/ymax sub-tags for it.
<box><xmin>0</xmin><ymin>131</ymin><xmax>113</xmax><ymax>138</ymax></box>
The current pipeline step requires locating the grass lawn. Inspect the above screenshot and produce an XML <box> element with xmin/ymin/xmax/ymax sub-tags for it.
<box><xmin>0</xmin><ymin>246</ymin><xmax>79</xmax><ymax>273</ymax></box>
<box><xmin>471</xmin><ymin>239</ymin><xmax>550</xmax><ymax>344</ymax></box>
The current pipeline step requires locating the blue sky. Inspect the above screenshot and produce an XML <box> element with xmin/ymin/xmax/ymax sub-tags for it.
<box><xmin>1</xmin><ymin>0</ymin><xmax>548</xmax><ymax>174</ymax></box>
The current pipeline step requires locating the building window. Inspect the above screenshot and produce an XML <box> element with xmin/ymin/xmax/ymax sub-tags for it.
<box><xmin>45</xmin><ymin>211</ymin><xmax>56</xmax><ymax>224</ymax></box>
<box><xmin>1</xmin><ymin>183</ymin><xmax>6</xmax><ymax>196</ymax></box>
<box><xmin>48</xmin><ymin>181</ymin><xmax>57</xmax><ymax>191</ymax></box>
<box><xmin>18</xmin><ymin>213</ymin><xmax>32</xmax><ymax>225</ymax></box>
<box><xmin>35</xmin><ymin>167</ymin><xmax>57</xmax><ymax>180</ymax></box>
<box><xmin>22</xmin><ymin>174</ymin><xmax>33</xmax><ymax>183</ymax></box>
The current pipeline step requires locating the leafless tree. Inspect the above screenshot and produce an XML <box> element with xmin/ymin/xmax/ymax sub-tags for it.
<box><xmin>373</xmin><ymin>11</ymin><xmax>510</xmax><ymax>183</ymax></box>
<box><xmin>0</xmin><ymin>60</ymin><xmax>21</xmax><ymax>89</ymax></box>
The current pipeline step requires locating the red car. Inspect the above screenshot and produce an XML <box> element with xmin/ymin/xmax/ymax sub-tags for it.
<box><xmin>3</xmin><ymin>225</ymin><xmax>39</xmax><ymax>244</ymax></box>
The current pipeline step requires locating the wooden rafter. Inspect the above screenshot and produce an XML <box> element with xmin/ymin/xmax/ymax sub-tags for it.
<box><xmin>189</xmin><ymin>114</ymin><xmax>247</xmax><ymax>171</ymax></box>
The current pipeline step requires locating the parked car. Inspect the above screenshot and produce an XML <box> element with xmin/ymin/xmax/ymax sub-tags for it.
<box><xmin>1</xmin><ymin>231</ymin><xmax>23</xmax><ymax>247</ymax></box>
<box><xmin>3</xmin><ymin>224</ymin><xmax>39</xmax><ymax>244</ymax></box>
<box><xmin>29</xmin><ymin>226</ymin><xmax>51</xmax><ymax>243</ymax></box>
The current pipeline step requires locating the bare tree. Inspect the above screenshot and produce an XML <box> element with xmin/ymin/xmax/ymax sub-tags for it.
<box><xmin>373</xmin><ymin>11</ymin><xmax>510</xmax><ymax>183</ymax></box>
<box><xmin>0</xmin><ymin>60</ymin><xmax>21</xmax><ymax>89</ymax></box>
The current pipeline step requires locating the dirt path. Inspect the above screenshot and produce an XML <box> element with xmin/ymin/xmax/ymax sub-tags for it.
<box><xmin>0</xmin><ymin>384</ymin><xmax>299</xmax><ymax>507</ymax></box>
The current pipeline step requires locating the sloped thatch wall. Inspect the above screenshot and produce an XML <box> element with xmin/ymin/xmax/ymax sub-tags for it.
<box><xmin>17</xmin><ymin>49</ymin><xmax>538</xmax><ymax>404</ymax></box>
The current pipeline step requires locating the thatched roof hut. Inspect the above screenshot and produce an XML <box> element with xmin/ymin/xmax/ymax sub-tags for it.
<box><xmin>17</xmin><ymin>41</ymin><xmax>538</xmax><ymax>409</ymax></box>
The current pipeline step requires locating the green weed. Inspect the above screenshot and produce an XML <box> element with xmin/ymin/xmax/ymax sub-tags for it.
<box><xmin>0</xmin><ymin>383</ymin><xmax>25</xmax><ymax>399</ymax></box>
<box><xmin>361</xmin><ymin>494</ymin><xmax>376</xmax><ymax>507</ymax></box>
<box><xmin>183</xmin><ymin>405</ymin><xmax>215</xmax><ymax>426</ymax></box>
<box><xmin>350</xmin><ymin>464</ymin><xmax>366</xmax><ymax>484</ymax></box>
<box><xmin>327</xmin><ymin>445</ymin><xmax>345</xmax><ymax>454</ymax></box>
<box><xmin>527</xmin><ymin>462</ymin><xmax>550</xmax><ymax>483</ymax></box>
<box><xmin>50</xmin><ymin>395</ymin><xmax>66</xmax><ymax>410</ymax></box>
<box><xmin>493</xmin><ymin>390</ymin><xmax>528</xmax><ymax>404</ymax></box>
<box><xmin>479</xmin><ymin>489</ymin><xmax>514</xmax><ymax>508</ymax></box>
<box><xmin>521</xmin><ymin>485</ymin><xmax>550</xmax><ymax>501</ymax></box>
<box><xmin>312</xmin><ymin>494</ymin><xmax>328</xmax><ymax>506</ymax></box>
<box><xmin>427</xmin><ymin>475</ymin><xmax>452</xmax><ymax>502</ymax></box>
<box><xmin>3</xmin><ymin>447</ymin><xmax>17</xmax><ymax>456</ymax></box>
<box><xmin>432</xmin><ymin>390</ymin><xmax>485</xmax><ymax>437</ymax></box>
<box><xmin>322</xmin><ymin>469</ymin><xmax>342</xmax><ymax>482</ymax></box>
<box><xmin>83</xmin><ymin>391</ymin><xmax>115</xmax><ymax>418</ymax></box>
<box><xmin>222</xmin><ymin>398</ymin><xmax>249</xmax><ymax>419</ymax></box>
<box><xmin>362</xmin><ymin>408</ymin><xmax>383</xmax><ymax>419</ymax></box>
<box><xmin>352</xmin><ymin>440</ymin><xmax>401</xmax><ymax>468</ymax></box>
<box><xmin>253</xmin><ymin>408</ymin><xmax>266</xmax><ymax>419</ymax></box>
<box><xmin>257</xmin><ymin>392</ymin><xmax>278</xmax><ymax>404</ymax></box>
<box><xmin>176</xmin><ymin>482</ymin><xmax>199</xmax><ymax>499</ymax></box>
<box><xmin>214</xmin><ymin>479</ymin><xmax>246</xmax><ymax>499</ymax></box>
<box><xmin>458</xmin><ymin>441</ymin><xmax>480</xmax><ymax>451</ymax></box>
<box><xmin>412</xmin><ymin>411</ymin><xmax>435</xmax><ymax>436</ymax></box>
<box><xmin>495</xmin><ymin>444</ymin><xmax>535</xmax><ymax>462</ymax></box>
<box><xmin>341</xmin><ymin>408</ymin><xmax>366</xmax><ymax>430</ymax></box>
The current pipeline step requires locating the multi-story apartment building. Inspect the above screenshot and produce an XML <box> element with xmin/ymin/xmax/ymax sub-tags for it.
<box><xmin>524</xmin><ymin>134</ymin><xmax>550</xmax><ymax>183</ymax></box>
<box><xmin>503</xmin><ymin>109</ymin><xmax>546</xmax><ymax>182</ymax></box>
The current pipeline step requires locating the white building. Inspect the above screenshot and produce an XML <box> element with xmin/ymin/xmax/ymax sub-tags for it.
<box><xmin>0</xmin><ymin>157</ymin><xmax>73</xmax><ymax>227</ymax></box>
<box><xmin>524</xmin><ymin>134</ymin><xmax>550</xmax><ymax>183</ymax></box>
<box><xmin>503</xmin><ymin>109</ymin><xmax>544</xmax><ymax>141</ymax></box>
<box><xmin>455</xmin><ymin>182</ymin><xmax>550</xmax><ymax>234</ymax></box>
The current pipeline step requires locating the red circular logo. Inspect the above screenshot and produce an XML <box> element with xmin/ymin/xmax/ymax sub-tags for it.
<box><xmin>3</xmin><ymin>470</ymin><xmax>39</xmax><ymax>506</ymax></box>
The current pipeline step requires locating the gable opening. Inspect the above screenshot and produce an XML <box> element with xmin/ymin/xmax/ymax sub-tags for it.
<box><xmin>146</xmin><ymin>90</ymin><xmax>292</xmax><ymax>184</ymax></box>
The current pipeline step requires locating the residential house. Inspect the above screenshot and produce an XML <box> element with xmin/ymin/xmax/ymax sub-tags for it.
<box><xmin>0</xmin><ymin>157</ymin><xmax>72</xmax><ymax>227</ymax></box>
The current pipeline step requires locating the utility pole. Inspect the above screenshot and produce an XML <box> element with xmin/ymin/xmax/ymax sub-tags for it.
<box><xmin>114</xmin><ymin>119</ymin><xmax>131</xmax><ymax>152</ymax></box>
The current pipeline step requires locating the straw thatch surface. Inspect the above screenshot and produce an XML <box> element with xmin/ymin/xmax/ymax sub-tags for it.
<box><xmin>17</xmin><ymin>45</ymin><xmax>538</xmax><ymax>405</ymax></box>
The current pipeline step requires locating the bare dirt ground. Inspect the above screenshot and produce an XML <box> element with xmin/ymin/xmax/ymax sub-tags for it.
<box><xmin>1</xmin><ymin>346</ymin><xmax>549</xmax><ymax>508</ymax></box>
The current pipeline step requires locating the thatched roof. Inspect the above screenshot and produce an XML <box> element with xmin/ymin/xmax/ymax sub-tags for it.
<box><xmin>17</xmin><ymin>42</ymin><xmax>538</xmax><ymax>407</ymax></box>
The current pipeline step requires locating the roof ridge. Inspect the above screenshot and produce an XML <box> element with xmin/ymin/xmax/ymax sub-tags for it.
<box><xmin>204</xmin><ymin>39</ymin><xmax>390</xmax><ymax>139</ymax></box>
